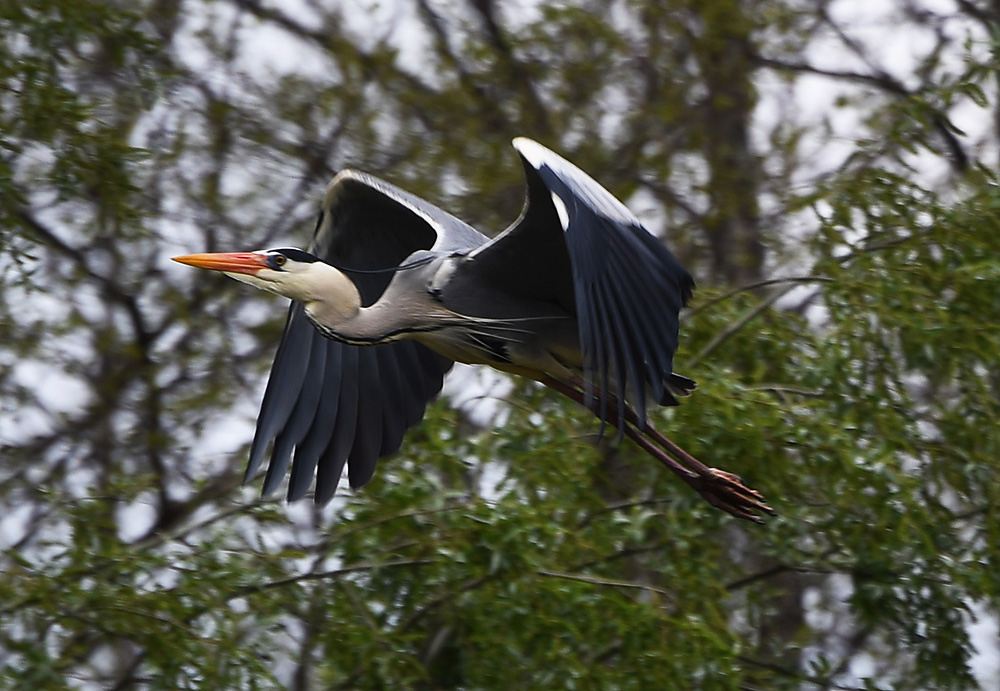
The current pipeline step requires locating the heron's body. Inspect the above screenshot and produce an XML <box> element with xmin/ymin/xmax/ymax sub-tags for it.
<box><xmin>305</xmin><ymin>248</ymin><xmax>579</xmax><ymax>379</ymax></box>
<box><xmin>174</xmin><ymin>138</ymin><xmax>773</xmax><ymax>522</ymax></box>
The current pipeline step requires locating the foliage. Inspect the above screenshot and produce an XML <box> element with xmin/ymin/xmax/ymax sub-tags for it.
<box><xmin>2</xmin><ymin>1</ymin><xmax>999</xmax><ymax>689</ymax></box>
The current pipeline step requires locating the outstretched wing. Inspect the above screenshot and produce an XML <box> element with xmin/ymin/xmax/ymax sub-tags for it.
<box><xmin>447</xmin><ymin>138</ymin><xmax>694</xmax><ymax>429</ymax></box>
<box><xmin>246</xmin><ymin>171</ymin><xmax>484</xmax><ymax>502</ymax></box>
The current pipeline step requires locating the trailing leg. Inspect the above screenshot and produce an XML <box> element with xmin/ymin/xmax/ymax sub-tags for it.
<box><xmin>541</xmin><ymin>375</ymin><xmax>774</xmax><ymax>523</ymax></box>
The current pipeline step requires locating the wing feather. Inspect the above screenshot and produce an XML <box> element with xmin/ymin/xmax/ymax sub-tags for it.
<box><xmin>603</xmin><ymin>251</ymin><xmax>672</xmax><ymax>404</ymax></box>
<box><xmin>287</xmin><ymin>336</ymin><xmax>342</xmax><ymax>500</ymax></box>
<box><xmin>391</xmin><ymin>341</ymin><xmax>432</xmax><ymax>426</ymax></box>
<box><xmin>374</xmin><ymin>346</ymin><xmax>407</xmax><ymax>450</ymax></box>
<box><xmin>347</xmin><ymin>349</ymin><xmax>383</xmax><ymax>488</ymax></box>
<box><xmin>245</xmin><ymin>304</ymin><xmax>313</xmax><ymax>482</ymax></box>
<box><xmin>262</xmin><ymin>328</ymin><xmax>323</xmax><ymax>496</ymax></box>
<box><xmin>313</xmin><ymin>345</ymin><xmax>358</xmax><ymax>503</ymax></box>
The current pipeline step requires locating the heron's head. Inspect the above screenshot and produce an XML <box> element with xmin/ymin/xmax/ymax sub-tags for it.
<box><xmin>173</xmin><ymin>248</ymin><xmax>353</xmax><ymax>306</ymax></box>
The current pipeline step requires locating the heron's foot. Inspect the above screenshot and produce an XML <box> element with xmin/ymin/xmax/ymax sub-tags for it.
<box><xmin>690</xmin><ymin>468</ymin><xmax>775</xmax><ymax>524</ymax></box>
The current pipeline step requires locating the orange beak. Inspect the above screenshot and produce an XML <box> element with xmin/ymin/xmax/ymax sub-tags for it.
<box><xmin>172</xmin><ymin>252</ymin><xmax>270</xmax><ymax>276</ymax></box>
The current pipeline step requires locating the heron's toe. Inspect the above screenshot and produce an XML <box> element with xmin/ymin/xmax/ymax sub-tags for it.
<box><xmin>696</xmin><ymin>468</ymin><xmax>775</xmax><ymax>524</ymax></box>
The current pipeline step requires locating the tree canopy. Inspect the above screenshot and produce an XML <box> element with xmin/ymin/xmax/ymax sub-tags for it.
<box><xmin>1</xmin><ymin>1</ymin><xmax>999</xmax><ymax>688</ymax></box>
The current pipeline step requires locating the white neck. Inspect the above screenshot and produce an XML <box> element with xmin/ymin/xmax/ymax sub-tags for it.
<box><xmin>297</xmin><ymin>264</ymin><xmax>363</xmax><ymax>329</ymax></box>
<box><xmin>231</xmin><ymin>261</ymin><xmax>420</xmax><ymax>344</ymax></box>
<box><xmin>295</xmin><ymin>265</ymin><xmax>408</xmax><ymax>344</ymax></box>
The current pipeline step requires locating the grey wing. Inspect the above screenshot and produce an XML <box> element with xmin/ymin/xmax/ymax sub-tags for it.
<box><xmin>246</xmin><ymin>171</ymin><xmax>479</xmax><ymax>502</ymax></box>
<box><xmin>447</xmin><ymin>138</ymin><xmax>694</xmax><ymax>428</ymax></box>
<box><xmin>318</xmin><ymin>171</ymin><xmax>487</xmax><ymax>257</ymax></box>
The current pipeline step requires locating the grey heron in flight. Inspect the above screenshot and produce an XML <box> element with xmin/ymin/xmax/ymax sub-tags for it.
<box><xmin>174</xmin><ymin>138</ymin><xmax>773</xmax><ymax>522</ymax></box>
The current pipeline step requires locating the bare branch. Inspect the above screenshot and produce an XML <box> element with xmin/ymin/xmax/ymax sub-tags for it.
<box><xmin>536</xmin><ymin>569</ymin><xmax>676</xmax><ymax>601</ymax></box>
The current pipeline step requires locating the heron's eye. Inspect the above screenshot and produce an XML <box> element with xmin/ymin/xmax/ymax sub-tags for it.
<box><xmin>273</xmin><ymin>255</ymin><xmax>287</xmax><ymax>268</ymax></box>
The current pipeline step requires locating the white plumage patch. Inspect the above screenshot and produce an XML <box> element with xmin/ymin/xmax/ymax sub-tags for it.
<box><xmin>512</xmin><ymin>137</ymin><xmax>640</xmax><ymax>226</ymax></box>
<box><xmin>429</xmin><ymin>257</ymin><xmax>458</xmax><ymax>295</ymax></box>
<box><xmin>550</xmin><ymin>191</ymin><xmax>570</xmax><ymax>231</ymax></box>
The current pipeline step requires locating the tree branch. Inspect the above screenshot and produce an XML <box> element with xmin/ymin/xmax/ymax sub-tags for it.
<box><xmin>536</xmin><ymin>569</ymin><xmax>676</xmax><ymax>601</ymax></box>
<box><xmin>687</xmin><ymin>275</ymin><xmax>834</xmax><ymax>317</ymax></box>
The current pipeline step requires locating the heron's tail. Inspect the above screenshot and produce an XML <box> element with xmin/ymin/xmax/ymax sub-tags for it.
<box><xmin>658</xmin><ymin>373</ymin><xmax>697</xmax><ymax>406</ymax></box>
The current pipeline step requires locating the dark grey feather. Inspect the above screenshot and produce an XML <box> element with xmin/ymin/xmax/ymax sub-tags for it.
<box><xmin>245</xmin><ymin>304</ymin><xmax>313</xmax><ymax>482</ymax></box>
<box><xmin>286</xmin><ymin>339</ymin><xmax>342</xmax><ymax>500</ymax></box>
<box><xmin>313</xmin><ymin>345</ymin><xmax>358</xmax><ymax>503</ymax></box>
<box><xmin>262</xmin><ymin>329</ymin><xmax>323</xmax><ymax>496</ymax></box>
<box><xmin>347</xmin><ymin>348</ymin><xmax>382</xmax><ymax>488</ymax></box>
<box><xmin>374</xmin><ymin>346</ymin><xmax>407</xmax><ymax>451</ymax></box>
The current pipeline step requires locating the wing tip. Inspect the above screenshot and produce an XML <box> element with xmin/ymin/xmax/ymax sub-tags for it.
<box><xmin>681</xmin><ymin>275</ymin><xmax>695</xmax><ymax>307</ymax></box>
<box><xmin>511</xmin><ymin>136</ymin><xmax>548</xmax><ymax>168</ymax></box>
<box><xmin>243</xmin><ymin>439</ymin><xmax>271</xmax><ymax>486</ymax></box>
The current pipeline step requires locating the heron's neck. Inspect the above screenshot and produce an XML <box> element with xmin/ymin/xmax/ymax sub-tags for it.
<box><xmin>297</xmin><ymin>264</ymin><xmax>360</xmax><ymax>325</ymax></box>
<box><xmin>300</xmin><ymin>265</ymin><xmax>401</xmax><ymax>344</ymax></box>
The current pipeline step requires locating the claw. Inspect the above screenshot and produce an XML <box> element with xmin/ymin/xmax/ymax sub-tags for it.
<box><xmin>689</xmin><ymin>468</ymin><xmax>775</xmax><ymax>524</ymax></box>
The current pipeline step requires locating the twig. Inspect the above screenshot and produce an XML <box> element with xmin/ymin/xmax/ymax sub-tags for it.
<box><xmin>536</xmin><ymin>569</ymin><xmax>675</xmax><ymax>600</ymax></box>
<box><xmin>688</xmin><ymin>275</ymin><xmax>834</xmax><ymax>317</ymax></box>
<box><xmin>689</xmin><ymin>287</ymin><xmax>789</xmax><ymax>367</ymax></box>
<box><xmin>230</xmin><ymin>558</ymin><xmax>434</xmax><ymax>598</ymax></box>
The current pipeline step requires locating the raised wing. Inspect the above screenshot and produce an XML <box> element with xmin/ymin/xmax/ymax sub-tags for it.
<box><xmin>315</xmin><ymin>171</ymin><xmax>487</xmax><ymax>259</ymax></box>
<box><xmin>246</xmin><ymin>171</ymin><xmax>482</xmax><ymax>502</ymax></box>
<box><xmin>449</xmin><ymin>138</ymin><xmax>694</xmax><ymax>429</ymax></box>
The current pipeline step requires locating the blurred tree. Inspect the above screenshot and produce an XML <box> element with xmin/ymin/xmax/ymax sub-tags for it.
<box><xmin>1</xmin><ymin>0</ymin><xmax>999</xmax><ymax>689</ymax></box>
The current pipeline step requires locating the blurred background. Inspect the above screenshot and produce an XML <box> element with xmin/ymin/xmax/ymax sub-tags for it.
<box><xmin>1</xmin><ymin>0</ymin><xmax>999</xmax><ymax>688</ymax></box>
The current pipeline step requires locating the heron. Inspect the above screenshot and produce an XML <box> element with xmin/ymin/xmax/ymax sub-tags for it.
<box><xmin>174</xmin><ymin>138</ymin><xmax>773</xmax><ymax>522</ymax></box>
